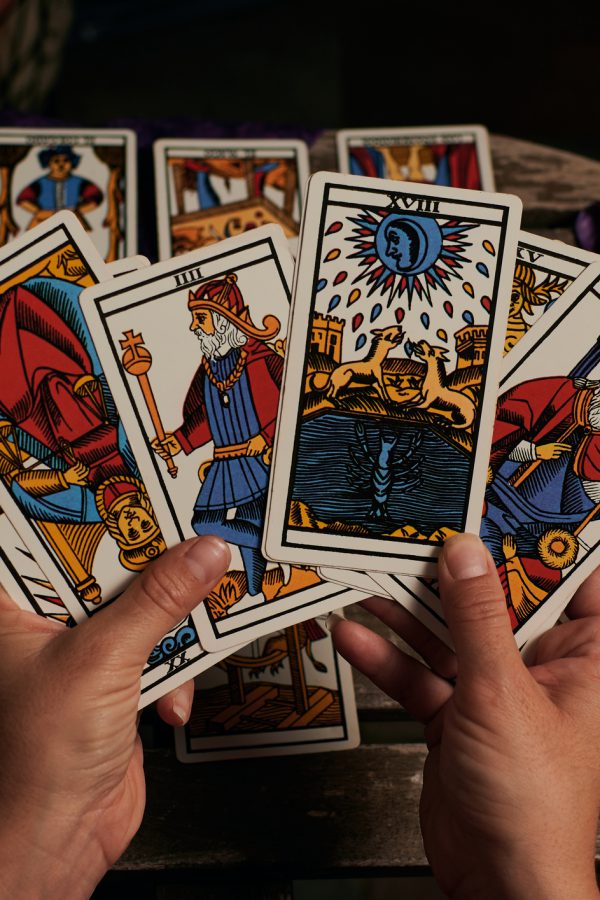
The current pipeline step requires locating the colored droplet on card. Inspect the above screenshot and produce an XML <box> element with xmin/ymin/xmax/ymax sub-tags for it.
<box><xmin>327</xmin><ymin>294</ymin><xmax>341</xmax><ymax>312</ymax></box>
<box><xmin>347</xmin><ymin>288</ymin><xmax>361</xmax><ymax>305</ymax></box>
<box><xmin>462</xmin><ymin>310</ymin><xmax>475</xmax><ymax>325</ymax></box>
<box><xmin>355</xmin><ymin>334</ymin><xmax>366</xmax><ymax>351</ymax></box>
<box><xmin>481</xmin><ymin>295</ymin><xmax>492</xmax><ymax>313</ymax></box>
<box><xmin>395</xmin><ymin>307</ymin><xmax>405</xmax><ymax>323</ymax></box>
<box><xmin>436</xmin><ymin>329</ymin><xmax>447</xmax><ymax>342</ymax></box>
<box><xmin>370</xmin><ymin>303</ymin><xmax>382</xmax><ymax>322</ymax></box>
<box><xmin>405</xmin><ymin>340</ymin><xmax>413</xmax><ymax>357</ymax></box>
<box><xmin>443</xmin><ymin>300</ymin><xmax>453</xmax><ymax>317</ymax></box>
<box><xmin>483</xmin><ymin>240</ymin><xmax>495</xmax><ymax>256</ymax></box>
<box><xmin>326</xmin><ymin>221</ymin><xmax>343</xmax><ymax>235</ymax></box>
<box><xmin>334</xmin><ymin>271</ymin><xmax>348</xmax><ymax>285</ymax></box>
<box><xmin>476</xmin><ymin>262</ymin><xmax>489</xmax><ymax>277</ymax></box>
<box><xmin>324</xmin><ymin>248</ymin><xmax>341</xmax><ymax>262</ymax></box>
<box><xmin>316</xmin><ymin>278</ymin><xmax>327</xmax><ymax>292</ymax></box>
<box><xmin>462</xmin><ymin>282</ymin><xmax>474</xmax><ymax>297</ymax></box>
<box><xmin>352</xmin><ymin>313</ymin><xmax>363</xmax><ymax>331</ymax></box>
<box><xmin>420</xmin><ymin>312</ymin><xmax>430</xmax><ymax>328</ymax></box>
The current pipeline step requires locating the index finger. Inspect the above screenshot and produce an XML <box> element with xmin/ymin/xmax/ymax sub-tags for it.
<box><xmin>565</xmin><ymin>564</ymin><xmax>600</xmax><ymax>619</ymax></box>
<box><xmin>0</xmin><ymin>582</ymin><xmax>19</xmax><ymax>611</ymax></box>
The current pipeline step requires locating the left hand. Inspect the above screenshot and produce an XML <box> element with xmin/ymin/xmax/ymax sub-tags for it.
<box><xmin>331</xmin><ymin>534</ymin><xmax>600</xmax><ymax>900</ymax></box>
<box><xmin>0</xmin><ymin>535</ymin><xmax>230</xmax><ymax>900</ymax></box>
<box><xmin>246</xmin><ymin>433</ymin><xmax>268</xmax><ymax>457</ymax></box>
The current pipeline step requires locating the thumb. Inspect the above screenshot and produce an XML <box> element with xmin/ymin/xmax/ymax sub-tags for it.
<box><xmin>76</xmin><ymin>535</ymin><xmax>230</xmax><ymax>671</ymax></box>
<box><xmin>438</xmin><ymin>533</ymin><xmax>523</xmax><ymax>681</ymax></box>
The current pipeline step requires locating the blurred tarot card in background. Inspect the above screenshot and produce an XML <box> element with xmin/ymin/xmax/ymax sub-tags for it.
<box><xmin>337</xmin><ymin>124</ymin><xmax>494</xmax><ymax>191</ymax></box>
<box><xmin>154</xmin><ymin>138</ymin><xmax>310</xmax><ymax>259</ymax></box>
<box><xmin>0</xmin><ymin>127</ymin><xmax>137</xmax><ymax>261</ymax></box>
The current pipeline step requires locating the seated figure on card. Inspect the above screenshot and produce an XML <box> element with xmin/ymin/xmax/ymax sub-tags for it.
<box><xmin>0</xmin><ymin>279</ymin><xmax>164</xmax><ymax>579</ymax></box>
<box><xmin>481</xmin><ymin>344</ymin><xmax>600</xmax><ymax>622</ymax></box>
<box><xmin>16</xmin><ymin>144</ymin><xmax>103</xmax><ymax>230</ymax></box>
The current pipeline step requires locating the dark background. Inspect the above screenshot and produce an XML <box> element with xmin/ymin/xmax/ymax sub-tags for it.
<box><xmin>3</xmin><ymin>0</ymin><xmax>600</xmax><ymax>158</ymax></box>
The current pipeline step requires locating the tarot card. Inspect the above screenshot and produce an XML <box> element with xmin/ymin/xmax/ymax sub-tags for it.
<box><xmin>106</xmin><ymin>255</ymin><xmax>150</xmax><ymax>278</ymax></box>
<box><xmin>175</xmin><ymin>612</ymin><xmax>359</xmax><ymax>761</ymax></box>
<box><xmin>0</xmin><ymin>128</ymin><xmax>136</xmax><ymax>262</ymax></box>
<box><xmin>81</xmin><ymin>225</ymin><xmax>367</xmax><ymax>652</ymax></box>
<box><xmin>336</xmin><ymin>125</ymin><xmax>494</xmax><ymax>192</ymax></box>
<box><xmin>0</xmin><ymin>509</ymin><xmax>73</xmax><ymax>624</ymax></box>
<box><xmin>154</xmin><ymin>138</ymin><xmax>310</xmax><ymax>259</ymax></box>
<box><xmin>376</xmin><ymin>264</ymin><xmax>600</xmax><ymax>647</ymax></box>
<box><xmin>265</xmin><ymin>172</ymin><xmax>522</xmax><ymax>578</ymax></box>
<box><xmin>0</xmin><ymin>211</ymin><xmax>169</xmax><ymax>623</ymax></box>
<box><xmin>318</xmin><ymin>567</ymin><xmax>392</xmax><ymax>598</ymax></box>
<box><xmin>323</xmin><ymin>232</ymin><xmax>598</xmax><ymax>595</ymax></box>
<box><xmin>503</xmin><ymin>232</ymin><xmax>597</xmax><ymax>354</ymax></box>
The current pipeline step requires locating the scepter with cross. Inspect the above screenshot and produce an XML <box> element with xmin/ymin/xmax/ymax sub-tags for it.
<box><xmin>120</xmin><ymin>329</ymin><xmax>178</xmax><ymax>479</ymax></box>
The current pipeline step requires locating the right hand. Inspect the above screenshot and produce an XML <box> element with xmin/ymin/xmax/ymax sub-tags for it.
<box><xmin>535</xmin><ymin>441</ymin><xmax>571</xmax><ymax>460</ymax></box>
<box><xmin>63</xmin><ymin>461</ymin><xmax>90</xmax><ymax>486</ymax></box>
<box><xmin>151</xmin><ymin>433</ymin><xmax>182</xmax><ymax>459</ymax></box>
<box><xmin>331</xmin><ymin>533</ymin><xmax>600</xmax><ymax>900</ymax></box>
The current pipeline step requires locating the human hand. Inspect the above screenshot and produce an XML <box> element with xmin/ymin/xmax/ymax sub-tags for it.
<box><xmin>535</xmin><ymin>441</ymin><xmax>571</xmax><ymax>460</ymax></box>
<box><xmin>151</xmin><ymin>432</ymin><xmax>182</xmax><ymax>459</ymax></box>
<box><xmin>0</xmin><ymin>535</ymin><xmax>230</xmax><ymax>900</ymax></box>
<box><xmin>330</xmin><ymin>533</ymin><xmax>600</xmax><ymax>899</ymax></box>
<box><xmin>63</xmin><ymin>461</ymin><xmax>90</xmax><ymax>486</ymax></box>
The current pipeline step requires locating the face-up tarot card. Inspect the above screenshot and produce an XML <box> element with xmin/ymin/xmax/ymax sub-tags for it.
<box><xmin>317</xmin><ymin>231</ymin><xmax>599</xmax><ymax>597</ymax></box>
<box><xmin>318</xmin><ymin>567</ymin><xmax>392</xmax><ymax>598</ymax></box>
<box><xmin>106</xmin><ymin>255</ymin><xmax>150</xmax><ymax>278</ymax></box>
<box><xmin>265</xmin><ymin>172</ymin><xmax>521</xmax><ymax>577</ymax></box>
<box><xmin>81</xmin><ymin>225</ymin><xmax>367</xmax><ymax>652</ymax></box>
<box><xmin>175</xmin><ymin>611</ymin><xmax>358</xmax><ymax>761</ymax></box>
<box><xmin>0</xmin><ymin>212</ymin><xmax>169</xmax><ymax>622</ymax></box>
<box><xmin>375</xmin><ymin>264</ymin><xmax>600</xmax><ymax>647</ymax></box>
<box><xmin>0</xmin><ymin>128</ymin><xmax>136</xmax><ymax>262</ymax></box>
<box><xmin>0</xmin><ymin>509</ymin><xmax>73</xmax><ymax>624</ymax></box>
<box><xmin>336</xmin><ymin>125</ymin><xmax>494</xmax><ymax>192</ymax></box>
<box><xmin>154</xmin><ymin>138</ymin><xmax>310</xmax><ymax>259</ymax></box>
<box><xmin>503</xmin><ymin>232</ymin><xmax>597</xmax><ymax>354</ymax></box>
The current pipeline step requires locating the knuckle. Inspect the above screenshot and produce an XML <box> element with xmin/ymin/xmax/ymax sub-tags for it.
<box><xmin>447</xmin><ymin>579</ymin><xmax>505</xmax><ymax>625</ymax></box>
<box><xmin>135</xmin><ymin>560</ymin><xmax>190</xmax><ymax>621</ymax></box>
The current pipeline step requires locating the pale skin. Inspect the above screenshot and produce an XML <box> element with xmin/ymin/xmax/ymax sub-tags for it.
<box><xmin>0</xmin><ymin>535</ymin><xmax>231</xmax><ymax>900</ymax></box>
<box><xmin>331</xmin><ymin>533</ymin><xmax>600</xmax><ymax>899</ymax></box>
<box><xmin>2</xmin><ymin>533</ymin><xmax>600</xmax><ymax>897</ymax></box>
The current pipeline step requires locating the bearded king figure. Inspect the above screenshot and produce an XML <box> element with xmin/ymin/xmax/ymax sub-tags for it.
<box><xmin>152</xmin><ymin>273</ymin><xmax>283</xmax><ymax>609</ymax></box>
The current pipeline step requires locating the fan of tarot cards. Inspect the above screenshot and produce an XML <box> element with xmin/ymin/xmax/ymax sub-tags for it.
<box><xmin>0</xmin><ymin>124</ymin><xmax>598</xmax><ymax>762</ymax></box>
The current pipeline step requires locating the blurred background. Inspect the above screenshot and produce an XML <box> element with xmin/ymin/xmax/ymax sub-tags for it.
<box><xmin>0</xmin><ymin>0</ymin><xmax>598</xmax><ymax>158</ymax></box>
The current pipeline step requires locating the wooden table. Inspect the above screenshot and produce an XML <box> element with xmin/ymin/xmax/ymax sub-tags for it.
<box><xmin>99</xmin><ymin>132</ymin><xmax>600</xmax><ymax>899</ymax></box>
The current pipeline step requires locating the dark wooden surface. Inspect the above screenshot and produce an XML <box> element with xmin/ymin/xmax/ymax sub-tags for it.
<box><xmin>113</xmin><ymin>134</ymin><xmax>600</xmax><ymax>889</ymax></box>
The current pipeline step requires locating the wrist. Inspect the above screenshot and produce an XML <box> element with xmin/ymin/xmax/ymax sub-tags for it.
<box><xmin>490</xmin><ymin>850</ymin><xmax>599</xmax><ymax>900</ymax></box>
<box><xmin>0</xmin><ymin>808</ymin><xmax>106</xmax><ymax>900</ymax></box>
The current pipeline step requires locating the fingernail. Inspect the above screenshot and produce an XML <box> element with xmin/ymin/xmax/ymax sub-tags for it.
<box><xmin>326</xmin><ymin>612</ymin><xmax>342</xmax><ymax>633</ymax></box>
<box><xmin>443</xmin><ymin>533</ymin><xmax>489</xmax><ymax>580</ymax></box>
<box><xmin>184</xmin><ymin>535</ymin><xmax>230</xmax><ymax>584</ymax></box>
<box><xmin>172</xmin><ymin>701</ymin><xmax>191</xmax><ymax>726</ymax></box>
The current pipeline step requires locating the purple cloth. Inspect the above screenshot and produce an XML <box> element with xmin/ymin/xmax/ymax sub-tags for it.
<box><xmin>575</xmin><ymin>202</ymin><xmax>600</xmax><ymax>254</ymax></box>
